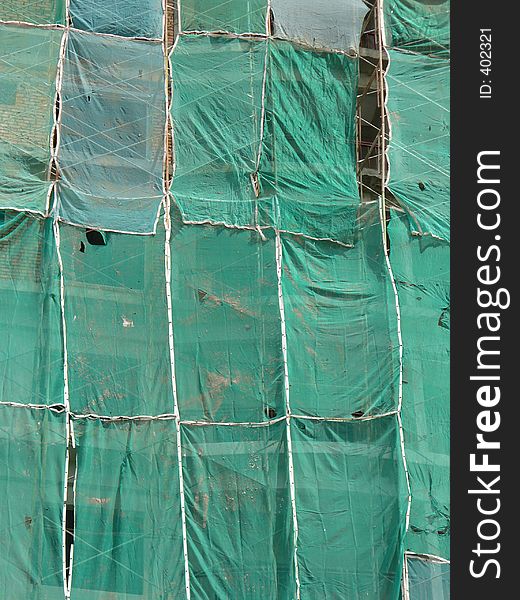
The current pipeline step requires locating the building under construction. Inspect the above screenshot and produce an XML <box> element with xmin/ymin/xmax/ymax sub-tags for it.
<box><xmin>0</xmin><ymin>1</ymin><xmax>449</xmax><ymax>598</ymax></box>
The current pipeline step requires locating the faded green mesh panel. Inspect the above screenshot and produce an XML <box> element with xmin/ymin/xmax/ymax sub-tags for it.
<box><xmin>385</xmin><ymin>0</ymin><xmax>450</xmax><ymax>56</ymax></box>
<box><xmin>0</xmin><ymin>406</ymin><xmax>65</xmax><ymax>599</ymax></box>
<box><xmin>408</xmin><ymin>557</ymin><xmax>450</xmax><ymax>600</ymax></box>
<box><xmin>0</xmin><ymin>0</ymin><xmax>65</xmax><ymax>25</ymax></box>
<box><xmin>292</xmin><ymin>416</ymin><xmax>407</xmax><ymax>599</ymax></box>
<box><xmin>72</xmin><ymin>418</ymin><xmax>186</xmax><ymax>598</ymax></box>
<box><xmin>259</xmin><ymin>41</ymin><xmax>359</xmax><ymax>243</ymax></box>
<box><xmin>170</xmin><ymin>36</ymin><xmax>265</xmax><ymax>227</ymax></box>
<box><xmin>281</xmin><ymin>209</ymin><xmax>400</xmax><ymax>418</ymax></box>
<box><xmin>70</xmin><ymin>0</ymin><xmax>164</xmax><ymax>39</ymax></box>
<box><xmin>182</xmin><ymin>421</ymin><xmax>295</xmax><ymax>599</ymax></box>
<box><xmin>58</xmin><ymin>31</ymin><xmax>165</xmax><ymax>234</ymax></box>
<box><xmin>0</xmin><ymin>25</ymin><xmax>62</xmax><ymax>213</ymax></box>
<box><xmin>171</xmin><ymin>215</ymin><xmax>284</xmax><ymax>422</ymax></box>
<box><xmin>387</xmin><ymin>49</ymin><xmax>449</xmax><ymax>240</ymax></box>
<box><xmin>170</xmin><ymin>38</ymin><xmax>359</xmax><ymax>242</ymax></box>
<box><xmin>0</xmin><ymin>212</ymin><xmax>62</xmax><ymax>406</ymax></box>
<box><xmin>59</xmin><ymin>220</ymin><xmax>172</xmax><ymax>417</ymax></box>
<box><xmin>181</xmin><ymin>0</ymin><xmax>267</xmax><ymax>34</ymax></box>
<box><xmin>271</xmin><ymin>0</ymin><xmax>368</xmax><ymax>52</ymax></box>
<box><xmin>388</xmin><ymin>212</ymin><xmax>449</xmax><ymax>559</ymax></box>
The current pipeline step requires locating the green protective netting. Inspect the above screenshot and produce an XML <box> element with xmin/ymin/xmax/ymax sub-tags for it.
<box><xmin>0</xmin><ymin>25</ymin><xmax>62</xmax><ymax>214</ymax></box>
<box><xmin>170</xmin><ymin>37</ymin><xmax>360</xmax><ymax>243</ymax></box>
<box><xmin>59</xmin><ymin>219</ymin><xmax>173</xmax><ymax>417</ymax></box>
<box><xmin>170</xmin><ymin>35</ymin><xmax>265</xmax><ymax>227</ymax></box>
<box><xmin>0</xmin><ymin>0</ymin><xmax>65</xmax><ymax>25</ymax></box>
<box><xmin>182</xmin><ymin>420</ymin><xmax>295</xmax><ymax>599</ymax></box>
<box><xmin>281</xmin><ymin>208</ymin><xmax>400</xmax><ymax>418</ymax></box>
<box><xmin>70</xmin><ymin>0</ymin><xmax>164</xmax><ymax>39</ymax></box>
<box><xmin>181</xmin><ymin>0</ymin><xmax>267</xmax><ymax>34</ymax></box>
<box><xmin>0</xmin><ymin>212</ymin><xmax>63</xmax><ymax>407</ymax></box>
<box><xmin>170</xmin><ymin>214</ymin><xmax>284</xmax><ymax>423</ymax></box>
<box><xmin>71</xmin><ymin>418</ymin><xmax>185</xmax><ymax>599</ymax></box>
<box><xmin>387</xmin><ymin>49</ymin><xmax>450</xmax><ymax>241</ymax></box>
<box><xmin>58</xmin><ymin>31</ymin><xmax>165</xmax><ymax>234</ymax></box>
<box><xmin>407</xmin><ymin>557</ymin><xmax>450</xmax><ymax>600</ymax></box>
<box><xmin>271</xmin><ymin>0</ymin><xmax>368</xmax><ymax>52</ymax></box>
<box><xmin>0</xmin><ymin>406</ymin><xmax>65</xmax><ymax>599</ymax></box>
<box><xmin>384</xmin><ymin>0</ymin><xmax>450</xmax><ymax>56</ymax></box>
<box><xmin>291</xmin><ymin>416</ymin><xmax>407</xmax><ymax>599</ymax></box>
<box><xmin>259</xmin><ymin>41</ymin><xmax>359</xmax><ymax>243</ymax></box>
<box><xmin>388</xmin><ymin>212</ymin><xmax>449</xmax><ymax>559</ymax></box>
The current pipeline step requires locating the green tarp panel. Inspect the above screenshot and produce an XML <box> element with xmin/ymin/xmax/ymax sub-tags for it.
<box><xmin>0</xmin><ymin>0</ymin><xmax>65</xmax><ymax>25</ymax></box>
<box><xmin>170</xmin><ymin>35</ymin><xmax>265</xmax><ymax>227</ymax></box>
<box><xmin>292</xmin><ymin>416</ymin><xmax>407</xmax><ymax>599</ymax></box>
<box><xmin>281</xmin><ymin>209</ymin><xmax>400</xmax><ymax>418</ymax></box>
<box><xmin>388</xmin><ymin>212</ymin><xmax>449</xmax><ymax>559</ymax></box>
<box><xmin>407</xmin><ymin>557</ymin><xmax>450</xmax><ymax>600</ymax></box>
<box><xmin>70</xmin><ymin>0</ymin><xmax>164</xmax><ymax>39</ymax></box>
<box><xmin>259</xmin><ymin>41</ymin><xmax>359</xmax><ymax>243</ymax></box>
<box><xmin>59</xmin><ymin>220</ymin><xmax>172</xmax><ymax>417</ymax></box>
<box><xmin>0</xmin><ymin>25</ymin><xmax>62</xmax><ymax>213</ymax></box>
<box><xmin>170</xmin><ymin>37</ymin><xmax>360</xmax><ymax>243</ymax></box>
<box><xmin>0</xmin><ymin>406</ymin><xmax>65</xmax><ymax>599</ymax></box>
<box><xmin>58</xmin><ymin>31</ymin><xmax>165</xmax><ymax>234</ymax></box>
<box><xmin>0</xmin><ymin>212</ymin><xmax>62</xmax><ymax>407</ymax></box>
<box><xmin>387</xmin><ymin>49</ymin><xmax>450</xmax><ymax>240</ymax></box>
<box><xmin>384</xmin><ymin>0</ymin><xmax>450</xmax><ymax>56</ymax></box>
<box><xmin>181</xmin><ymin>0</ymin><xmax>267</xmax><ymax>34</ymax></box>
<box><xmin>71</xmin><ymin>418</ymin><xmax>186</xmax><ymax>598</ymax></box>
<box><xmin>170</xmin><ymin>215</ymin><xmax>284</xmax><ymax>423</ymax></box>
<box><xmin>271</xmin><ymin>0</ymin><xmax>368</xmax><ymax>52</ymax></box>
<box><xmin>182</xmin><ymin>420</ymin><xmax>295</xmax><ymax>599</ymax></box>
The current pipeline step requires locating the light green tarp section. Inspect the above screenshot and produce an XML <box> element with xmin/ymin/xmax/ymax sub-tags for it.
<box><xmin>384</xmin><ymin>0</ymin><xmax>450</xmax><ymax>56</ymax></box>
<box><xmin>271</xmin><ymin>0</ymin><xmax>368</xmax><ymax>52</ymax></box>
<box><xmin>292</xmin><ymin>416</ymin><xmax>407</xmax><ymax>599</ymax></box>
<box><xmin>181</xmin><ymin>0</ymin><xmax>267</xmax><ymax>34</ymax></box>
<box><xmin>170</xmin><ymin>38</ymin><xmax>359</xmax><ymax>243</ymax></box>
<box><xmin>388</xmin><ymin>212</ymin><xmax>450</xmax><ymax>559</ymax></box>
<box><xmin>182</xmin><ymin>420</ymin><xmax>295</xmax><ymax>599</ymax></box>
<box><xmin>281</xmin><ymin>207</ymin><xmax>400</xmax><ymax>418</ymax></box>
<box><xmin>70</xmin><ymin>0</ymin><xmax>164</xmax><ymax>39</ymax></box>
<box><xmin>0</xmin><ymin>0</ymin><xmax>65</xmax><ymax>25</ymax></box>
<box><xmin>387</xmin><ymin>49</ymin><xmax>450</xmax><ymax>240</ymax></box>
<box><xmin>408</xmin><ymin>557</ymin><xmax>450</xmax><ymax>600</ymax></box>
<box><xmin>59</xmin><ymin>220</ymin><xmax>172</xmax><ymax>417</ymax></box>
<box><xmin>170</xmin><ymin>36</ymin><xmax>265</xmax><ymax>227</ymax></box>
<box><xmin>58</xmin><ymin>31</ymin><xmax>165</xmax><ymax>234</ymax></box>
<box><xmin>72</xmin><ymin>418</ymin><xmax>185</xmax><ymax>598</ymax></box>
<box><xmin>0</xmin><ymin>211</ymin><xmax>63</xmax><ymax>406</ymax></box>
<box><xmin>170</xmin><ymin>215</ymin><xmax>284</xmax><ymax>423</ymax></box>
<box><xmin>259</xmin><ymin>41</ymin><xmax>359</xmax><ymax>243</ymax></box>
<box><xmin>0</xmin><ymin>406</ymin><xmax>65</xmax><ymax>599</ymax></box>
<box><xmin>0</xmin><ymin>25</ymin><xmax>62</xmax><ymax>213</ymax></box>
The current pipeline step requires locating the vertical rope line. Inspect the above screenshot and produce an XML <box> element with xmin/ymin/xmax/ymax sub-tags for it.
<box><xmin>51</xmin><ymin>4</ymin><xmax>73</xmax><ymax>594</ymax></box>
<box><xmin>275</xmin><ymin>231</ymin><xmax>301</xmax><ymax>599</ymax></box>
<box><xmin>163</xmin><ymin>4</ymin><xmax>190</xmax><ymax>592</ymax></box>
<box><xmin>378</xmin><ymin>4</ymin><xmax>412</xmax><ymax>586</ymax></box>
<box><xmin>54</xmin><ymin>217</ymin><xmax>73</xmax><ymax>600</ymax></box>
<box><xmin>164</xmin><ymin>194</ymin><xmax>192</xmax><ymax>599</ymax></box>
<box><xmin>378</xmin><ymin>196</ymin><xmax>412</xmax><ymax>533</ymax></box>
<box><xmin>401</xmin><ymin>552</ymin><xmax>410</xmax><ymax>600</ymax></box>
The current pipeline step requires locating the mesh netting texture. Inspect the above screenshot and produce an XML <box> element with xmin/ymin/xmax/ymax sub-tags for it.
<box><xmin>0</xmin><ymin>1</ymin><xmax>449</xmax><ymax>598</ymax></box>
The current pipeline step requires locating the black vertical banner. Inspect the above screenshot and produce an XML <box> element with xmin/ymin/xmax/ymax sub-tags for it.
<box><xmin>451</xmin><ymin>2</ymin><xmax>515</xmax><ymax>597</ymax></box>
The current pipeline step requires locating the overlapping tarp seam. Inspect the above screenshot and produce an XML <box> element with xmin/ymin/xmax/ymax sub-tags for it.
<box><xmin>0</xmin><ymin>21</ymin><xmax>163</xmax><ymax>43</ymax></box>
<box><xmin>0</xmin><ymin>401</ymin><xmax>400</xmax><ymax>423</ymax></box>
